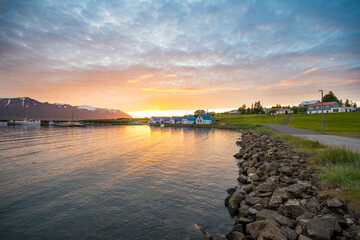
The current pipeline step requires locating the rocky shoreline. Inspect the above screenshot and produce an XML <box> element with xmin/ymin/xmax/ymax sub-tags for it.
<box><xmin>224</xmin><ymin>129</ymin><xmax>359</xmax><ymax>240</ymax></box>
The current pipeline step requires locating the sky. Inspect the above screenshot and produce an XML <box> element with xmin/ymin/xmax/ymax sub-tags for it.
<box><xmin>0</xmin><ymin>0</ymin><xmax>359</xmax><ymax>117</ymax></box>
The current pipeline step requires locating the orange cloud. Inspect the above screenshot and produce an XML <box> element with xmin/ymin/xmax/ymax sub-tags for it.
<box><xmin>141</xmin><ymin>87</ymin><xmax>245</xmax><ymax>93</ymax></box>
<box><xmin>159</xmin><ymin>74</ymin><xmax>177</xmax><ymax>79</ymax></box>
<box><xmin>127</xmin><ymin>75</ymin><xmax>152</xmax><ymax>83</ymax></box>
<box><xmin>303</xmin><ymin>68</ymin><xmax>320</xmax><ymax>74</ymax></box>
<box><xmin>277</xmin><ymin>67</ymin><xmax>322</xmax><ymax>86</ymax></box>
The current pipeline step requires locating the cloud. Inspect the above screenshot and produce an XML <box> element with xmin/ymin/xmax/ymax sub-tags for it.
<box><xmin>0</xmin><ymin>0</ymin><xmax>359</xmax><ymax>111</ymax></box>
<box><xmin>141</xmin><ymin>87</ymin><xmax>245</xmax><ymax>93</ymax></box>
<box><xmin>127</xmin><ymin>75</ymin><xmax>152</xmax><ymax>83</ymax></box>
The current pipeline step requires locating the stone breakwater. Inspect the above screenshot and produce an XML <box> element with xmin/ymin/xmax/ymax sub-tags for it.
<box><xmin>224</xmin><ymin>129</ymin><xmax>359</xmax><ymax>240</ymax></box>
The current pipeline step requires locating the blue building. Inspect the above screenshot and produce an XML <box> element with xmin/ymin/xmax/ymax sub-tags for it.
<box><xmin>196</xmin><ymin>114</ymin><xmax>213</xmax><ymax>124</ymax></box>
<box><xmin>182</xmin><ymin>115</ymin><xmax>196</xmax><ymax>124</ymax></box>
<box><xmin>307</xmin><ymin>101</ymin><xmax>340</xmax><ymax>113</ymax></box>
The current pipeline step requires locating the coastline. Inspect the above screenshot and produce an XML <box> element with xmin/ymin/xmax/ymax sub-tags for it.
<box><xmin>223</xmin><ymin>129</ymin><xmax>359</xmax><ymax>240</ymax></box>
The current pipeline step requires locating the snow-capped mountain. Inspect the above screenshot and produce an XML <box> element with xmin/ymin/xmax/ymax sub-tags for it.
<box><xmin>0</xmin><ymin>97</ymin><xmax>131</xmax><ymax>120</ymax></box>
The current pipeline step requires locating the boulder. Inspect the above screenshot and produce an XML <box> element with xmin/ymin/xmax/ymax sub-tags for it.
<box><xmin>246</xmin><ymin>219</ymin><xmax>287</xmax><ymax>240</ymax></box>
<box><xmin>307</xmin><ymin>216</ymin><xmax>336</xmax><ymax>240</ymax></box>
<box><xmin>281</xmin><ymin>226</ymin><xmax>298</xmax><ymax>240</ymax></box>
<box><xmin>229</xmin><ymin>189</ymin><xmax>246</xmax><ymax>205</ymax></box>
<box><xmin>227</xmin><ymin>187</ymin><xmax>237</xmax><ymax>195</ymax></box>
<box><xmin>234</xmin><ymin>152</ymin><xmax>243</xmax><ymax>159</ymax></box>
<box><xmin>306</xmin><ymin>197</ymin><xmax>320</xmax><ymax>213</ymax></box>
<box><xmin>273</xmin><ymin>187</ymin><xmax>289</xmax><ymax>200</ymax></box>
<box><xmin>287</xmin><ymin>184</ymin><xmax>305</xmax><ymax>198</ymax></box>
<box><xmin>268</xmin><ymin>195</ymin><xmax>283</xmax><ymax>208</ymax></box>
<box><xmin>279</xmin><ymin>166</ymin><xmax>293</xmax><ymax>176</ymax></box>
<box><xmin>275</xmin><ymin>214</ymin><xmax>295</xmax><ymax>228</ymax></box>
<box><xmin>327</xmin><ymin>198</ymin><xmax>343</xmax><ymax>208</ymax></box>
<box><xmin>256</xmin><ymin>179</ymin><xmax>278</xmax><ymax>193</ymax></box>
<box><xmin>245</xmin><ymin>197</ymin><xmax>263</xmax><ymax>206</ymax></box>
<box><xmin>232</xmin><ymin>231</ymin><xmax>245</xmax><ymax>240</ymax></box>
<box><xmin>284</xmin><ymin>199</ymin><xmax>307</xmax><ymax>219</ymax></box>
<box><xmin>237</xmin><ymin>174</ymin><xmax>247</xmax><ymax>184</ymax></box>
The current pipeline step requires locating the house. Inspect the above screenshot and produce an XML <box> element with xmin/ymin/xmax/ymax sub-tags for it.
<box><xmin>276</xmin><ymin>108</ymin><xmax>293</xmax><ymax>115</ymax></box>
<box><xmin>229</xmin><ymin>109</ymin><xmax>239</xmax><ymax>114</ymax></box>
<box><xmin>148</xmin><ymin>117</ymin><xmax>160</xmax><ymax>124</ymax></box>
<box><xmin>182</xmin><ymin>115</ymin><xmax>196</xmax><ymax>124</ymax></box>
<box><xmin>299</xmin><ymin>100</ymin><xmax>320</xmax><ymax>107</ymax></box>
<box><xmin>196</xmin><ymin>114</ymin><xmax>213</xmax><ymax>124</ymax></box>
<box><xmin>307</xmin><ymin>101</ymin><xmax>356</xmax><ymax>113</ymax></box>
<box><xmin>160</xmin><ymin>117</ymin><xmax>171</xmax><ymax>123</ymax></box>
<box><xmin>170</xmin><ymin>116</ymin><xmax>182</xmax><ymax>124</ymax></box>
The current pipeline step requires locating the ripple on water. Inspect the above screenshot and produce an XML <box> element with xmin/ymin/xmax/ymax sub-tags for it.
<box><xmin>0</xmin><ymin>125</ymin><xmax>240</xmax><ymax>239</ymax></box>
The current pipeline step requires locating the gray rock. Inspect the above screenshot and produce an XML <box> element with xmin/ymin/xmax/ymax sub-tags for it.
<box><xmin>279</xmin><ymin>166</ymin><xmax>293</xmax><ymax>176</ymax></box>
<box><xmin>269</xmin><ymin>195</ymin><xmax>283</xmax><ymax>208</ymax></box>
<box><xmin>242</xmin><ymin>184</ymin><xmax>253</xmax><ymax>193</ymax></box>
<box><xmin>287</xmin><ymin>184</ymin><xmax>305</xmax><ymax>198</ymax></box>
<box><xmin>281</xmin><ymin>226</ymin><xmax>298</xmax><ymax>240</ymax></box>
<box><xmin>248</xmin><ymin>207</ymin><xmax>257</xmax><ymax>215</ymax></box>
<box><xmin>307</xmin><ymin>216</ymin><xmax>336</xmax><ymax>240</ymax></box>
<box><xmin>229</xmin><ymin>189</ymin><xmax>246</xmax><ymax>205</ymax></box>
<box><xmin>228</xmin><ymin>201</ymin><xmax>239</xmax><ymax>216</ymax></box>
<box><xmin>295</xmin><ymin>219</ymin><xmax>309</xmax><ymax>235</ymax></box>
<box><xmin>246</xmin><ymin>219</ymin><xmax>287</xmax><ymax>240</ymax></box>
<box><xmin>273</xmin><ymin>187</ymin><xmax>289</xmax><ymax>200</ymax></box>
<box><xmin>327</xmin><ymin>198</ymin><xmax>343</xmax><ymax>208</ymax></box>
<box><xmin>275</xmin><ymin>214</ymin><xmax>295</xmax><ymax>228</ymax></box>
<box><xmin>298</xmin><ymin>235</ymin><xmax>313</xmax><ymax>240</ymax></box>
<box><xmin>234</xmin><ymin>152</ymin><xmax>243</xmax><ymax>159</ymax></box>
<box><xmin>245</xmin><ymin>197</ymin><xmax>263</xmax><ymax>206</ymax></box>
<box><xmin>237</xmin><ymin>174</ymin><xmax>247</xmax><ymax>183</ymax></box>
<box><xmin>306</xmin><ymin>197</ymin><xmax>320</xmax><ymax>213</ymax></box>
<box><xmin>256</xmin><ymin>179</ymin><xmax>278</xmax><ymax>193</ymax></box>
<box><xmin>284</xmin><ymin>199</ymin><xmax>307</xmax><ymax>219</ymax></box>
<box><xmin>232</xmin><ymin>231</ymin><xmax>245</xmax><ymax>240</ymax></box>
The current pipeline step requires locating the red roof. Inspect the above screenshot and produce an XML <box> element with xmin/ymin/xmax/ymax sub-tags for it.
<box><xmin>308</xmin><ymin>101</ymin><xmax>337</xmax><ymax>107</ymax></box>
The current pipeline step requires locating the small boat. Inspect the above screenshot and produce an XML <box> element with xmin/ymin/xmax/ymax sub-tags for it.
<box><xmin>54</xmin><ymin>121</ymin><xmax>85</xmax><ymax>127</ymax></box>
<box><xmin>54</xmin><ymin>110</ymin><xmax>85</xmax><ymax>127</ymax></box>
<box><xmin>15</xmin><ymin>118</ymin><xmax>41</xmax><ymax>125</ymax></box>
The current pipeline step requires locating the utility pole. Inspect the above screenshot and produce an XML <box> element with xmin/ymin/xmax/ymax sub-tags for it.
<box><xmin>319</xmin><ymin>90</ymin><xmax>324</xmax><ymax>133</ymax></box>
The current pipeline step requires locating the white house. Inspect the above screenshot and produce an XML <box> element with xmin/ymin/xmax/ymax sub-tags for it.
<box><xmin>182</xmin><ymin>115</ymin><xmax>196</xmax><ymax>124</ymax></box>
<box><xmin>170</xmin><ymin>117</ymin><xmax>182</xmax><ymax>124</ymax></box>
<box><xmin>148</xmin><ymin>117</ymin><xmax>160</xmax><ymax>124</ymax></box>
<box><xmin>160</xmin><ymin>117</ymin><xmax>171</xmax><ymax>123</ymax></box>
<box><xmin>195</xmin><ymin>114</ymin><xmax>213</xmax><ymax>124</ymax></box>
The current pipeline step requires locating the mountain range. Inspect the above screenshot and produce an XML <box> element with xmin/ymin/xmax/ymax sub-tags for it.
<box><xmin>0</xmin><ymin>97</ymin><xmax>131</xmax><ymax>120</ymax></box>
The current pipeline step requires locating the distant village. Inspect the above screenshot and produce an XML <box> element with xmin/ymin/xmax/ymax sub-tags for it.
<box><xmin>149</xmin><ymin>91</ymin><xmax>357</xmax><ymax>125</ymax></box>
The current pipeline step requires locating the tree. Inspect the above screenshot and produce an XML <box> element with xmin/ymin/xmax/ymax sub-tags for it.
<box><xmin>345</xmin><ymin>99</ymin><xmax>350</xmax><ymax>107</ymax></box>
<box><xmin>322</xmin><ymin>91</ymin><xmax>340</xmax><ymax>103</ymax></box>
<box><xmin>238</xmin><ymin>104</ymin><xmax>246</xmax><ymax>114</ymax></box>
<box><xmin>354</xmin><ymin>102</ymin><xmax>357</xmax><ymax>108</ymax></box>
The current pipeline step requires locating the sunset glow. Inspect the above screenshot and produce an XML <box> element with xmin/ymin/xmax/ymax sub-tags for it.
<box><xmin>0</xmin><ymin>0</ymin><xmax>359</xmax><ymax>116</ymax></box>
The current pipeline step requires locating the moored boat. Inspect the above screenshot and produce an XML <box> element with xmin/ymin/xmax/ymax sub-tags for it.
<box><xmin>54</xmin><ymin>121</ymin><xmax>85</xmax><ymax>127</ymax></box>
<box><xmin>15</xmin><ymin>118</ymin><xmax>41</xmax><ymax>125</ymax></box>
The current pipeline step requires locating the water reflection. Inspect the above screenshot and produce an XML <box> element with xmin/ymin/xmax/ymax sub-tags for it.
<box><xmin>0</xmin><ymin>126</ymin><xmax>240</xmax><ymax>239</ymax></box>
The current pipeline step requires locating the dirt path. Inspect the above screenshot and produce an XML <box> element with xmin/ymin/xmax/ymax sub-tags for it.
<box><xmin>281</xmin><ymin>113</ymin><xmax>292</xmax><ymax>125</ymax></box>
<box><xmin>263</xmin><ymin>124</ymin><xmax>360</xmax><ymax>153</ymax></box>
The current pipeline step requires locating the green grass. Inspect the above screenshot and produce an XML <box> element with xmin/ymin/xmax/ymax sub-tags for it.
<box><xmin>314</xmin><ymin>148</ymin><xmax>360</xmax><ymax>192</ymax></box>
<box><xmin>271</xmin><ymin>133</ymin><xmax>325</xmax><ymax>152</ymax></box>
<box><xmin>288</xmin><ymin>111</ymin><xmax>360</xmax><ymax>134</ymax></box>
<box><xmin>214</xmin><ymin>113</ymin><xmax>288</xmax><ymax>125</ymax></box>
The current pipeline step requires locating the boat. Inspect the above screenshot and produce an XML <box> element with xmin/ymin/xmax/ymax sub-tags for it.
<box><xmin>54</xmin><ymin>121</ymin><xmax>85</xmax><ymax>127</ymax></box>
<box><xmin>54</xmin><ymin>109</ymin><xmax>85</xmax><ymax>127</ymax></box>
<box><xmin>15</xmin><ymin>118</ymin><xmax>41</xmax><ymax>125</ymax></box>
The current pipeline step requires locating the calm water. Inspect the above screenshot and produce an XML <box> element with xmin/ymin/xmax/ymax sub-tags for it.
<box><xmin>0</xmin><ymin>125</ymin><xmax>240</xmax><ymax>239</ymax></box>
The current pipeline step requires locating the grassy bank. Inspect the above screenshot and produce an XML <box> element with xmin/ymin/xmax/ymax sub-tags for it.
<box><xmin>263</xmin><ymin>126</ymin><xmax>360</xmax><ymax>203</ymax></box>
<box><xmin>213</xmin><ymin>113</ymin><xmax>287</xmax><ymax>125</ymax></box>
<box><xmin>288</xmin><ymin>111</ymin><xmax>360</xmax><ymax>134</ymax></box>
